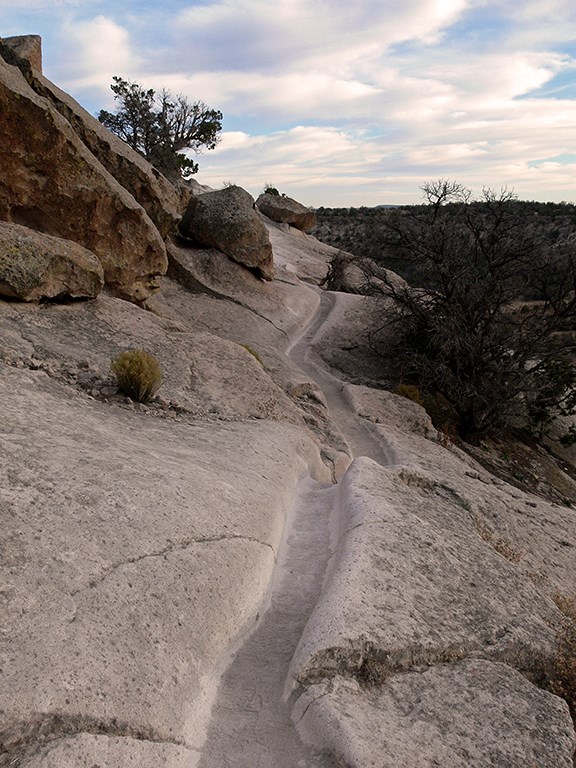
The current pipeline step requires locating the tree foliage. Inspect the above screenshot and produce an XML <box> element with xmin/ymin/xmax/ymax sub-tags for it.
<box><xmin>357</xmin><ymin>180</ymin><xmax>576</xmax><ymax>441</ymax></box>
<box><xmin>98</xmin><ymin>76</ymin><xmax>222</xmax><ymax>180</ymax></box>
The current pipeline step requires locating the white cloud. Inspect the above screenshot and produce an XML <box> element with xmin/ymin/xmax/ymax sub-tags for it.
<box><xmin>172</xmin><ymin>0</ymin><xmax>469</xmax><ymax>72</ymax></box>
<box><xmin>54</xmin><ymin>15</ymin><xmax>138</xmax><ymax>98</ymax></box>
<box><xmin>3</xmin><ymin>0</ymin><xmax>574</xmax><ymax>205</ymax></box>
<box><xmin>1</xmin><ymin>0</ymin><xmax>86</xmax><ymax>7</ymax></box>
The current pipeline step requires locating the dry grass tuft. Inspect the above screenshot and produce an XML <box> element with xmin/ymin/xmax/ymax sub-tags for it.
<box><xmin>240</xmin><ymin>343</ymin><xmax>264</xmax><ymax>367</ymax></box>
<box><xmin>111</xmin><ymin>349</ymin><xmax>162</xmax><ymax>403</ymax></box>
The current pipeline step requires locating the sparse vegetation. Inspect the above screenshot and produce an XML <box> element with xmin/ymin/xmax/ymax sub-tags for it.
<box><xmin>338</xmin><ymin>181</ymin><xmax>576</xmax><ymax>443</ymax></box>
<box><xmin>475</xmin><ymin>519</ymin><xmax>525</xmax><ymax>564</ymax></box>
<box><xmin>111</xmin><ymin>349</ymin><xmax>162</xmax><ymax>402</ymax></box>
<box><xmin>394</xmin><ymin>383</ymin><xmax>423</xmax><ymax>406</ymax></box>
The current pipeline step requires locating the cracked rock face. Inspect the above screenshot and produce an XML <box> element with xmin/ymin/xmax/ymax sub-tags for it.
<box><xmin>290</xmin><ymin>456</ymin><xmax>560</xmax><ymax>690</ymax></box>
<box><xmin>0</xmin><ymin>50</ymin><xmax>167</xmax><ymax>302</ymax></box>
<box><xmin>0</xmin><ymin>362</ymin><xmax>327</xmax><ymax>764</ymax></box>
<box><xmin>0</xmin><ymin>221</ymin><xmax>104</xmax><ymax>301</ymax></box>
<box><xmin>22</xmin><ymin>733</ymin><xmax>195</xmax><ymax>768</ymax></box>
<box><xmin>295</xmin><ymin>661</ymin><xmax>576</xmax><ymax>767</ymax></box>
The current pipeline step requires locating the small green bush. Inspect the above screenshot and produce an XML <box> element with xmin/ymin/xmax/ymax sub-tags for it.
<box><xmin>111</xmin><ymin>349</ymin><xmax>162</xmax><ymax>402</ymax></box>
<box><xmin>394</xmin><ymin>384</ymin><xmax>458</xmax><ymax>440</ymax></box>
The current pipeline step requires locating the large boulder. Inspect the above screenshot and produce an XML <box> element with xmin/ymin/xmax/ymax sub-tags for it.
<box><xmin>179</xmin><ymin>185</ymin><xmax>274</xmax><ymax>280</ymax></box>
<box><xmin>0</xmin><ymin>222</ymin><xmax>104</xmax><ymax>301</ymax></box>
<box><xmin>0</xmin><ymin>50</ymin><xmax>167</xmax><ymax>302</ymax></box>
<box><xmin>256</xmin><ymin>192</ymin><xmax>316</xmax><ymax>232</ymax></box>
<box><xmin>0</xmin><ymin>38</ymin><xmax>181</xmax><ymax>239</ymax></box>
<box><xmin>322</xmin><ymin>251</ymin><xmax>407</xmax><ymax>295</ymax></box>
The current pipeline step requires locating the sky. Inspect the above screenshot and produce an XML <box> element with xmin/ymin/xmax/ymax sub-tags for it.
<box><xmin>2</xmin><ymin>0</ymin><xmax>575</xmax><ymax>207</ymax></box>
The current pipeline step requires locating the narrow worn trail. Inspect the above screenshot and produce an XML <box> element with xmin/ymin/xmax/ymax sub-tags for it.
<box><xmin>288</xmin><ymin>289</ymin><xmax>397</xmax><ymax>468</ymax></box>
<box><xmin>196</xmin><ymin>478</ymin><xmax>338</xmax><ymax>768</ymax></box>
<box><xmin>197</xmin><ymin>285</ymin><xmax>392</xmax><ymax>767</ymax></box>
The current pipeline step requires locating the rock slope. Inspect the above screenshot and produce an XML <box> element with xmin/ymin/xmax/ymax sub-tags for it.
<box><xmin>2</xmin><ymin>38</ymin><xmax>576</xmax><ymax>768</ymax></box>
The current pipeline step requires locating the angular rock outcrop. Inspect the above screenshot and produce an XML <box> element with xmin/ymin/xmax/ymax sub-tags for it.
<box><xmin>1</xmin><ymin>34</ymin><xmax>42</xmax><ymax>73</ymax></box>
<box><xmin>290</xmin><ymin>456</ymin><xmax>560</xmax><ymax>691</ymax></box>
<box><xmin>179</xmin><ymin>185</ymin><xmax>274</xmax><ymax>280</ymax></box>
<box><xmin>0</xmin><ymin>49</ymin><xmax>167</xmax><ymax>302</ymax></box>
<box><xmin>0</xmin><ymin>37</ymin><xmax>181</xmax><ymax>238</ymax></box>
<box><xmin>0</xmin><ymin>362</ymin><xmax>327</xmax><ymax>765</ymax></box>
<box><xmin>0</xmin><ymin>222</ymin><xmax>104</xmax><ymax>301</ymax></box>
<box><xmin>256</xmin><ymin>192</ymin><xmax>316</xmax><ymax>232</ymax></box>
<box><xmin>322</xmin><ymin>251</ymin><xmax>407</xmax><ymax>296</ymax></box>
<box><xmin>166</xmin><ymin>238</ymin><xmax>317</xmax><ymax>337</ymax></box>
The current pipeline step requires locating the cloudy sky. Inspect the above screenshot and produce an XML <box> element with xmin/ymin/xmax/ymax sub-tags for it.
<box><xmin>2</xmin><ymin>0</ymin><xmax>575</xmax><ymax>206</ymax></box>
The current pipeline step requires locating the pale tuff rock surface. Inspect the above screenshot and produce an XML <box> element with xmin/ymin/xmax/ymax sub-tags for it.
<box><xmin>289</xmin><ymin>456</ymin><xmax>559</xmax><ymax>689</ymax></box>
<box><xmin>0</xmin><ymin>52</ymin><xmax>167</xmax><ymax>302</ymax></box>
<box><xmin>179</xmin><ymin>185</ymin><xmax>274</xmax><ymax>280</ymax></box>
<box><xmin>266</xmin><ymin>219</ymin><xmax>336</xmax><ymax>284</ymax></box>
<box><xmin>21</xmin><ymin>734</ymin><xmax>194</xmax><ymax>768</ymax></box>
<box><xmin>0</xmin><ymin>222</ymin><xmax>104</xmax><ymax>301</ymax></box>
<box><xmin>0</xmin><ymin>363</ymin><xmax>328</xmax><ymax>765</ymax></box>
<box><xmin>256</xmin><ymin>192</ymin><xmax>316</xmax><ymax>232</ymax></box>
<box><xmin>165</xmin><ymin>237</ymin><xmax>319</xmax><ymax>339</ymax></box>
<box><xmin>344</xmin><ymin>385</ymin><xmax>576</xmax><ymax>597</ymax></box>
<box><xmin>285</xmin><ymin>384</ymin><xmax>576</xmax><ymax>768</ymax></box>
<box><xmin>2</xmin><ymin>42</ymin><xmax>576</xmax><ymax>767</ymax></box>
<box><xmin>0</xmin><ymin>296</ymin><xmax>305</xmax><ymax>425</ymax></box>
<box><xmin>295</xmin><ymin>661</ymin><xmax>575</xmax><ymax>768</ymax></box>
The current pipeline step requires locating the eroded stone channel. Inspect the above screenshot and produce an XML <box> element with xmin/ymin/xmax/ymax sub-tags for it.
<box><xmin>196</xmin><ymin>478</ymin><xmax>339</xmax><ymax>768</ymax></box>
<box><xmin>196</xmin><ymin>285</ymin><xmax>395</xmax><ymax>766</ymax></box>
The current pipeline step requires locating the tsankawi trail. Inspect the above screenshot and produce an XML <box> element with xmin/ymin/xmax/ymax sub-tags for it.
<box><xmin>3</xmin><ymin>35</ymin><xmax>576</xmax><ymax>768</ymax></box>
<box><xmin>197</xmin><ymin>284</ymin><xmax>395</xmax><ymax>768</ymax></box>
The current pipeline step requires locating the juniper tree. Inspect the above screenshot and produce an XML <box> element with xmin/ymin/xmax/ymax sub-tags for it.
<box><xmin>355</xmin><ymin>180</ymin><xmax>576</xmax><ymax>441</ymax></box>
<box><xmin>98</xmin><ymin>76</ymin><xmax>222</xmax><ymax>181</ymax></box>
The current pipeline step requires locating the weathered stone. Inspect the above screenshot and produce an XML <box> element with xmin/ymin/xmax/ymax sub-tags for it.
<box><xmin>0</xmin><ymin>54</ymin><xmax>167</xmax><ymax>302</ymax></box>
<box><xmin>0</xmin><ymin>222</ymin><xmax>104</xmax><ymax>301</ymax></box>
<box><xmin>0</xmin><ymin>39</ymin><xmax>182</xmax><ymax>237</ymax></box>
<box><xmin>289</xmin><ymin>456</ymin><xmax>560</xmax><ymax>690</ymax></box>
<box><xmin>166</xmin><ymin>238</ymin><xmax>317</xmax><ymax>337</ymax></box>
<box><xmin>1</xmin><ymin>34</ymin><xmax>42</xmax><ymax>72</ymax></box>
<box><xmin>0</xmin><ymin>362</ymin><xmax>327</xmax><ymax>765</ymax></box>
<box><xmin>322</xmin><ymin>251</ymin><xmax>407</xmax><ymax>295</ymax></box>
<box><xmin>178</xmin><ymin>186</ymin><xmax>274</xmax><ymax>280</ymax></box>
<box><xmin>295</xmin><ymin>661</ymin><xmax>575</xmax><ymax>768</ymax></box>
<box><xmin>344</xmin><ymin>384</ymin><xmax>576</xmax><ymax>597</ymax></box>
<box><xmin>265</xmin><ymin>220</ymin><xmax>334</xmax><ymax>284</ymax></box>
<box><xmin>256</xmin><ymin>192</ymin><xmax>316</xmax><ymax>232</ymax></box>
<box><xmin>21</xmin><ymin>734</ymin><xmax>195</xmax><ymax>768</ymax></box>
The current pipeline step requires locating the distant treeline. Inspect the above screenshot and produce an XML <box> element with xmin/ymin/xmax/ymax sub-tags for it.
<box><xmin>312</xmin><ymin>200</ymin><xmax>576</xmax><ymax>289</ymax></box>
